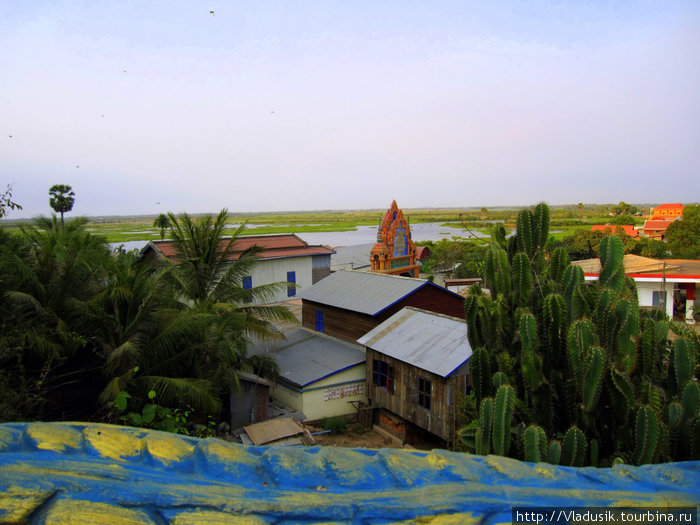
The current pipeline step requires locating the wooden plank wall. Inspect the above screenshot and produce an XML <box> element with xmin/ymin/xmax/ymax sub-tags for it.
<box><xmin>366</xmin><ymin>349</ymin><xmax>458</xmax><ymax>441</ymax></box>
<box><xmin>301</xmin><ymin>301</ymin><xmax>379</xmax><ymax>343</ymax></box>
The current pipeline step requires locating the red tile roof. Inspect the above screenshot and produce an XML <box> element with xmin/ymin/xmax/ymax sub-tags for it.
<box><xmin>591</xmin><ymin>225</ymin><xmax>639</xmax><ymax>237</ymax></box>
<box><xmin>653</xmin><ymin>203</ymin><xmax>683</xmax><ymax>210</ymax></box>
<box><xmin>146</xmin><ymin>234</ymin><xmax>334</xmax><ymax>262</ymax></box>
<box><xmin>643</xmin><ymin>220</ymin><xmax>674</xmax><ymax>231</ymax></box>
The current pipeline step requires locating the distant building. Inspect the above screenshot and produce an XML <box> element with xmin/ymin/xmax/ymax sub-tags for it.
<box><xmin>370</xmin><ymin>201</ymin><xmax>420</xmax><ymax>278</ymax></box>
<box><xmin>299</xmin><ymin>269</ymin><xmax>466</xmax><ymax>344</ymax></box>
<box><xmin>642</xmin><ymin>219</ymin><xmax>678</xmax><ymax>240</ymax></box>
<box><xmin>591</xmin><ymin>225</ymin><xmax>639</xmax><ymax>238</ymax></box>
<box><xmin>651</xmin><ymin>203</ymin><xmax>684</xmax><ymax>220</ymax></box>
<box><xmin>141</xmin><ymin>234</ymin><xmax>335</xmax><ymax>304</ymax></box>
<box><xmin>358</xmin><ymin>307</ymin><xmax>473</xmax><ymax>444</ymax></box>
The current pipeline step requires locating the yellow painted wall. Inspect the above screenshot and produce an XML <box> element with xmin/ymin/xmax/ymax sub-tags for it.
<box><xmin>272</xmin><ymin>364</ymin><xmax>367</xmax><ymax>421</ymax></box>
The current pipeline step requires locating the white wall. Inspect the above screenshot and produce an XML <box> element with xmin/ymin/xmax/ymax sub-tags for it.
<box><xmin>636</xmin><ymin>281</ymin><xmax>672</xmax><ymax>318</ymax></box>
<box><xmin>248</xmin><ymin>256</ymin><xmax>314</xmax><ymax>304</ymax></box>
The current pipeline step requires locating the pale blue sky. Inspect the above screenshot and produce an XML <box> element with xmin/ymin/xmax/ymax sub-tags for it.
<box><xmin>2</xmin><ymin>1</ymin><xmax>699</xmax><ymax>218</ymax></box>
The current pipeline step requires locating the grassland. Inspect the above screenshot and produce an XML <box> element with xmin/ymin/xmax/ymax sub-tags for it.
<box><xmin>1</xmin><ymin>205</ymin><xmax>641</xmax><ymax>243</ymax></box>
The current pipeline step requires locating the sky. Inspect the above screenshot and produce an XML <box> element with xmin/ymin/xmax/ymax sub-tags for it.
<box><xmin>2</xmin><ymin>1</ymin><xmax>699</xmax><ymax>219</ymax></box>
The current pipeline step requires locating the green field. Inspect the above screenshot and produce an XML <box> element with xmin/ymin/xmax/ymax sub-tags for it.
<box><xmin>1</xmin><ymin>205</ymin><xmax>641</xmax><ymax>243</ymax></box>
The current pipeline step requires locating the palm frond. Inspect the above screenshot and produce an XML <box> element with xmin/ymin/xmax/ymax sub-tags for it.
<box><xmin>141</xmin><ymin>375</ymin><xmax>221</xmax><ymax>414</ymax></box>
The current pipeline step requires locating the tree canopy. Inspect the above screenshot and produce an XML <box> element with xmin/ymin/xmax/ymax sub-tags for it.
<box><xmin>49</xmin><ymin>184</ymin><xmax>76</xmax><ymax>225</ymax></box>
<box><xmin>665</xmin><ymin>205</ymin><xmax>700</xmax><ymax>259</ymax></box>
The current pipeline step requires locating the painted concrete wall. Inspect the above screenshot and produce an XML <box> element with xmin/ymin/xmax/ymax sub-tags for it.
<box><xmin>636</xmin><ymin>281</ymin><xmax>673</xmax><ymax>318</ymax></box>
<box><xmin>0</xmin><ymin>422</ymin><xmax>698</xmax><ymax>524</ymax></box>
<box><xmin>273</xmin><ymin>365</ymin><xmax>367</xmax><ymax>421</ymax></box>
<box><xmin>249</xmin><ymin>256</ymin><xmax>315</xmax><ymax>304</ymax></box>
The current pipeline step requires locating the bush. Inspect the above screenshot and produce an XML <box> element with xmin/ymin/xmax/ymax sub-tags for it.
<box><xmin>321</xmin><ymin>416</ymin><xmax>348</xmax><ymax>434</ymax></box>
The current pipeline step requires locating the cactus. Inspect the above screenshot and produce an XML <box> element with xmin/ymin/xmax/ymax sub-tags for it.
<box><xmin>609</xmin><ymin>367</ymin><xmax>634</xmax><ymax>412</ymax></box>
<box><xmin>516</xmin><ymin>209</ymin><xmax>535</xmax><ymax>258</ymax></box>
<box><xmin>561</xmin><ymin>426</ymin><xmax>586</xmax><ymax>467</ymax></box>
<box><xmin>475</xmin><ymin>397</ymin><xmax>494</xmax><ymax>456</ymax></box>
<box><xmin>523</xmin><ymin>424</ymin><xmax>547</xmax><ymax>463</ymax></box>
<box><xmin>533</xmin><ymin>202</ymin><xmax>550</xmax><ymax>251</ymax></box>
<box><xmin>673</xmin><ymin>338</ymin><xmax>695</xmax><ymax>390</ymax></box>
<box><xmin>549</xmin><ymin>247</ymin><xmax>570</xmax><ymax>284</ymax></box>
<box><xmin>589</xmin><ymin>438</ymin><xmax>599</xmax><ymax>467</ymax></box>
<box><xmin>562</xmin><ymin>265</ymin><xmax>584</xmax><ymax>321</ymax></box>
<box><xmin>512</xmin><ymin>252</ymin><xmax>532</xmax><ymax>307</ymax></box>
<box><xmin>681</xmin><ymin>382</ymin><xmax>700</xmax><ymax>419</ymax></box>
<box><xmin>492</xmin><ymin>384</ymin><xmax>515</xmax><ymax>456</ymax></box>
<box><xmin>598</xmin><ymin>235</ymin><xmax>625</xmax><ymax>292</ymax></box>
<box><xmin>633</xmin><ymin>406</ymin><xmax>658</xmax><ymax>465</ymax></box>
<box><xmin>492</xmin><ymin>371</ymin><xmax>507</xmax><ymax>390</ymax></box>
<box><xmin>568</xmin><ymin>319</ymin><xmax>595</xmax><ymax>396</ymax></box>
<box><xmin>471</xmin><ymin>347</ymin><xmax>491</xmax><ymax>406</ymax></box>
<box><xmin>548</xmin><ymin>440</ymin><xmax>561</xmax><ymax>465</ymax></box>
<box><xmin>582</xmin><ymin>347</ymin><xmax>605</xmax><ymax>412</ymax></box>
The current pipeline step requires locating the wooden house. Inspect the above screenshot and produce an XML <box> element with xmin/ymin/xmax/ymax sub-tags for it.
<box><xmin>357</xmin><ymin>307</ymin><xmax>473</xmax><ymax>444</ymax></box>
<box><xmin>299</xmin><ymin>269</ymin><xmax>465</xmax><ymax>343</ymax></box>
<box><xmin>141</xmin><ymin>234</ymin><xmax>335</xmax><ymax>304</ymax></box>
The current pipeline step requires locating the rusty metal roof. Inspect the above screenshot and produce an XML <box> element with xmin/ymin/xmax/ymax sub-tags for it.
<box><xmin>357</xmin><ymin>307</ymin><xmax>472</xmax><ymax>378</ymax></box>
<box><xmin>143</xmin><ymin>234</ymin><xmax>334</xmax><ymax>262</ymax></box>
<box><xmin>299</xmin><ymin>269</ymin><xmax>446</xmax><ymax>316</ymax></box>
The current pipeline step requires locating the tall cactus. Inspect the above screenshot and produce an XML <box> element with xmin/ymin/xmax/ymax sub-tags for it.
<box><xmin>673</xmin><ymin>338</ymin><xmax>695</xmax><ymax>390</ymax></box>
<box><xmin>633</xmin><ymin>406</ymin><xmax>659</xmax><ymax>465</ymax></box>
<box><xmin>475</xmin><ymin>397</ymin><xmax>494</xmax><ymax>456</ymax></box>
<box><xmin>492</xmin><ymin>384</ymin><xmax>515</xmax><ymax>456</ymax></box>
<box><xmin>598</xmin><ymin>235</ymin><xmax>625</xmax><ymax>292</ymax></box>
<box><xmin>523</xmin><ymin>424</ymin><xmax>547</xmax><ymax>463</ymax></box>
<box><xmin>512</xmin><ymin>252</ymin><xmax>532</xmax><ymax>308</ymax></box>
<box><xmin>561</xmin><ymin>426</ymin><xmax>586</xmax><ymax>467</ymax></box>
<box><xmin>471</xmin><ymin>347</ymin><xmax>492</xmax><ymax>406</ymax></box>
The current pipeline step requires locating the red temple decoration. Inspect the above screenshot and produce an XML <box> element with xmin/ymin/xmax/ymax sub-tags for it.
<box><xmin>370</xmin><ymin>201</ymin><xmax>419</xmax><ymax>278</ymax></box>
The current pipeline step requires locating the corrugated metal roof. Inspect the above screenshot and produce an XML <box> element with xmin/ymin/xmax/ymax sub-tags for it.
<box><xmin>299</xmin><ymin>269</ymin><xmax>429</xmax><ymax>315</ymax></box>
<box><xmin>145</xmin><ymin>234</ymin><xmax>334</xmax><ymax>262</ymax></box>
<box><xmin>249</xmin><ymin>328</ymin><xmax>365</xmax><ymax>387</ymax></box>
<box><xmin>357</xmin><ymin>307</ymin><xmax>472</xmax><ymax>378</ymax></box>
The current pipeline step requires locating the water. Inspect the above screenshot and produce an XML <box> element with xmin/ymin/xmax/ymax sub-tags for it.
<box><xmin>109</xmin><ymin>222</ymin><xmax>483</xmax><ymax>253</ymax></box>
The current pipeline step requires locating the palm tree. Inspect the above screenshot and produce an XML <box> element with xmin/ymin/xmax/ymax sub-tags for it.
<box><xmin>48</xmin><ymin>184</ymin><xmax>76</xmax><ymax>227</ymax></box>
<box><xmin>99</xmin><ymin>209</ymin><xmax>294</xmax><ymax>416</ymax></box>
<box><xmin>153</xmin><ymin>213</ymin><xmax>169</xmax><ymax>241</ymax></box>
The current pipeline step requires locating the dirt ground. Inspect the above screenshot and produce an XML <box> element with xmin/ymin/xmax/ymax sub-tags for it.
<box><xmin>307</xmin><ymin>426</ymin><xmax>402</xmax><ymax>449</ymax></box>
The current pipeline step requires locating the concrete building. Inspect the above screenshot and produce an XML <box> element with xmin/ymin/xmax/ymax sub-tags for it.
<box><xmin>141</xmin><ymin>234</ymin><xmax>335</xmax><ymax>304</ymax></box>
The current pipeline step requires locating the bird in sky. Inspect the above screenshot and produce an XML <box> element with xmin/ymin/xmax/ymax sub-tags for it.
<box><xmin>209</xmin><ymin>9</ymin><xmax>215</xmax><ymax>16</ymax></box>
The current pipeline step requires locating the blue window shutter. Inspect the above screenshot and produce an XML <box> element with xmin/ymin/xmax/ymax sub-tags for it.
<box><xmin>242</xmin><ymin>276</ymin><xmax>252</xmax><ymax>289</ymax></box>
<box><xmin>287</xmin><ymin>271</ymin><xmax>296</xmax><ymax>297</ymax></box>
<box><xmin>315</xmin><ymin>310</ymin><xmax>324</xmax><ymax>332</ymax></box>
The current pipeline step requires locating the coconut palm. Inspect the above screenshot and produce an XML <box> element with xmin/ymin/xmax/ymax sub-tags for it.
<box><xmin>164</xmin><ymin>209</ymin><xmax>293</xmax><ymax>388</ymax></box>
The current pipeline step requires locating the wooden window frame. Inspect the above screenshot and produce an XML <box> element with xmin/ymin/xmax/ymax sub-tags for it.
<box><xmin>418</xmin><ymin>377</ymin><xmax>431</xmax><ymax>411</ymax></box>
<box><xmin>372</xmin><ymin>359</ymin><xmax>395</xmax><ymax>394</ymax></box>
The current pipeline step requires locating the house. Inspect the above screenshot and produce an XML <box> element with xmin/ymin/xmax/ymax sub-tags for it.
<box><xmin>249</xmin><ymin>327</ymin><xmax>367</xmax><ymax>421</ymax></box>
<box><xmin>651</xmin><ymin>203</ymin><xmax>684</xmax><ymax>220</ymax></box>
<box><xmin>591</xmin><ymin>225</ymin><xmax>639</xmax><ymax>238</ymax></box>
<box><xmin>571</xmin><ymin>254</ymin><xmax>698</xmax><ymax>323</ymax></box>
<box><xmin>331</xmin><ymin>243</ymin><xmax>373</xmax><ymax>272</ymax></box>
<box><xmin>141</xmin><ymin>234</ymin><xmax>335</xmax><ymax>304</ymax></box>
<box><xmin>357</xmin><ymin>307</ymin><xmax>473</xmax><ymax>444</ymax></box>
<box><xmin>642</xmin><ymin>219</ymin><xmax>679</xmax><ymax>240</ymax></box>
<box><xmin>299</xmin><ymin>269</ymin><xmax>466</xmax><ymax>343</ymax></box>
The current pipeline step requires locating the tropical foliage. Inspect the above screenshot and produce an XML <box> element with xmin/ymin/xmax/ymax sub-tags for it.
<box><xmin>48</xmin><ymin>184</ymin><xmax>76</xmax><ymax>225</ymax></box>
<box><xmin>458</xmin><ymin>203</ymin><xmax>699</xmax><ymax>465</ymax></box>
<box><xmin>665</xmin><ymin>205</ymin><xmax>700</xmax><ymax>259</ymax></box>
<box><xmin>0</xmin><ymin>208</ymin><xmax>294</xmax><ymax>427</ymax></box>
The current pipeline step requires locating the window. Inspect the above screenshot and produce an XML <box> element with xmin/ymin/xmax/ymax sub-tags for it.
<box><xmin>315</xmin><ymin>310</ymin><xmax>324</xmax><ymax>332</ymax></box>
<box><xmin>242</xmin><ymin>276</ymin><xmax>252</xmax><ymax>303</ymax></box>
<box><xmin>287</xmin><ymin>271</ymin><xmax>296</xmax><ymax>297</ymax></box>
<box><xmin>418</xmin><ymin>378</ymin><xmax>431</xmax><ymax>410</ymax></box>
<box><xmin>652</xmin><ymin>290</ymin><xmax>666</xmax><ymax>307</ymax></box>
<box><xmin>372</xmin><ymin>359</ymin><xmax>395</xmax><ymax>393</ymax></box>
